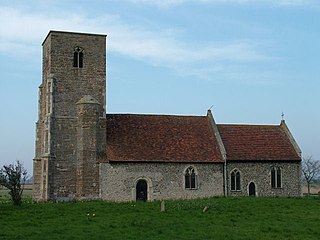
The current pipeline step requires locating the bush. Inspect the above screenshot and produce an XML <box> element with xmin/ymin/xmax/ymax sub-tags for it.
<box><xmin>0</xmin><ymin>161</ymin><xmax>28</xmax><ymax>205</ymax></box>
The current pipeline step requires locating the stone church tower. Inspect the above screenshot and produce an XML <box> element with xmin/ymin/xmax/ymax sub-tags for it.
<box><xmin>33</xmin><ymin>31</ymin><xmax>107</xmax><ymax>200</ymax></box>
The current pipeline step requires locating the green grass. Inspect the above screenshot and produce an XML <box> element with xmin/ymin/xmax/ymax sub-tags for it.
<box><xmin>0</xmin><ymin>188</ymin><xmax>32</xmax><ymax>200</ymax></box>
<box><xmin>0</xmin><ymin>197</ymin><xmax>319</xmax><ymax>240</ymax></box>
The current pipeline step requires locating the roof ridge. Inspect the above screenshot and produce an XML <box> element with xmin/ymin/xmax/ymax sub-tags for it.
<box><xmin>217</xmin><ymin>123</ymin><xmax>280</xmax><ymax>128</ymax></box>
<box><xmin>106</xmin><ymin>113</ymin><xmax>207</xmax><ymax>118</ymax></box>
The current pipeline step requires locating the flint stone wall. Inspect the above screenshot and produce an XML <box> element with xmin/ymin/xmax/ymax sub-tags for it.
<box><xmin>227</xmin><ymin>161</ymin><xmax>302</xmax><ymax>197</ymax></box>
<box><xmin>100</xmin><ymin>162</ymin><xmax>224</xmax><ymax>201</ymax></box>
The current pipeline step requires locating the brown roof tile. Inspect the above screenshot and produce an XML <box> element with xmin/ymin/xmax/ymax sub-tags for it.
<box><xmin>217</xmin><ymin>124</ymin><xmax>301</xmax><ymax>161</ymax></box>
<box><xmin>105</xmin><ymin>114</ymin><xmax>224</xmax><ymax>163</ymax></box>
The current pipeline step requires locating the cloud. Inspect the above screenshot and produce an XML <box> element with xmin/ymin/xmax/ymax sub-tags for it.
<box><xmin>272</xmin><ymin>0</ymin><xmax>317</xmax><ymax>6</ymax></box>
<box><xmin>0</xmin><ymin>5</ymin><xmax>270</xmax><ymax>81</ymax></box>
<box><xmin>127</xmin><ymin>0</ymin><xmax>318</xmax><ymax>7</ymax></box>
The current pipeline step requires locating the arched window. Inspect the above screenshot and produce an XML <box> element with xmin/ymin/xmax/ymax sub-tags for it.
<box><xmin>73</xmin><ymin>47</ymin><xmax>84</xmax><ymax>68</ymax></box>
<box><xmin>185</xmin><ymin>167</ymin><xmax>197</xmax><ymax>189</ymax></box>
<box><xmin>271</xmin><ymin>167</ymin><xmax>282</xmax><ymax>188</ymax></box>
<box><xmin>231</xmin><ymin>169</ymin><xmax>241</xmax><ymax>191</ymax></box>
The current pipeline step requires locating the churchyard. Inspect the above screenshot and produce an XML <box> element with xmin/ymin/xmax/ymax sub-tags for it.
<box><xmin>0</xmin><ymin>193</ymin><xmax>319</xmax><ymax>239</ymax></box>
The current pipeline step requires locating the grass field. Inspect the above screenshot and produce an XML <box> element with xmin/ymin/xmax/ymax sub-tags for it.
<box><xmin>0</xmin><ymin>185</ymin><xmax>33</xmax><ymax>200</ymax></box>
<box><xmin>0</xmin><ymin>197</ymin><xmax>319</xmax><ymax>240</ymax></box>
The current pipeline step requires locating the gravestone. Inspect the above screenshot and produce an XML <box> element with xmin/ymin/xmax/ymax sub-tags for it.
<box><xmin>161</xmin><ymin>200</ymin><xmax>165</xmax><ymax>212</ymax></box>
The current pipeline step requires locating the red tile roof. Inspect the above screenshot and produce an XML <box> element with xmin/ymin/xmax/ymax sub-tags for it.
<box><xmin>105</xmin><ymin>114</ymin><xmax>224</xmax><ymax>163</ymax></box>
<box><xmin>217</xmin><ymin>124</ymin><xmax>301</xmax><ymax>161</ymax></box>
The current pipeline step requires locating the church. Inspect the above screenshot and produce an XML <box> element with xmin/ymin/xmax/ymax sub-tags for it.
<box><xmin>33</xmin><ymin>31</ymin><xmax>302</xmax><ymax>201</ymax></box>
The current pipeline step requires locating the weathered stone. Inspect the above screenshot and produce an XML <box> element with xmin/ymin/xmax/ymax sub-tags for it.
<box><xmin>99</xmin><ymin>162</ymin><xmax>224</xmax><ymax>201</ymax></box>
<box><xmin>33</xmin><ymin>31</ymin><xmax>107</xmax><ymax>201</ymax></box>
<box><xmin>226</xmin><ymin>162</ymin><xmax>302</xmax><ymax>197</ymax></box>
<box><xmin>161</xmin><ymin>200</ymin><xmax>165</xmax><ymax>212</ymax></box>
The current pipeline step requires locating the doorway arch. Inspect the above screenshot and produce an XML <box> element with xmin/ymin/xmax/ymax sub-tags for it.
<box><xmin>136</xmin><ymin>179</ymin><xmax>148</xmax><ymax>201</ymax></box>
<box><xmin>248</xmin><ymin>182</ymin><xmax>256</xmax><ymax>196</ymax></box>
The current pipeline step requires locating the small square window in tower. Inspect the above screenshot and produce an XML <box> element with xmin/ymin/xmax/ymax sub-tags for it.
<box><xmin>73</xmin><ymin>47</ymin><xmax>84</xmax><ymax>68</ymax></box>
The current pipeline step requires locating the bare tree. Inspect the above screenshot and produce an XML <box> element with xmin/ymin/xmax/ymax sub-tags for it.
<box><xmin>0</xmin><ymin>161</ymin><xmax>28</xmax><ymax>205</ymax></box>
<box><xmin>302</xmin><ymin>156</ymin><xmax>320</xmax><ymax>196</ymax></box>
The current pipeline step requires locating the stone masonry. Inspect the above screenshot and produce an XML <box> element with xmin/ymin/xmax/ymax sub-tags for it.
<box><xmin>33</xmin><ymin>30</ymin><xmax>302</xmax><ymax>202</ymax></box>
<box><xmin>227</xmin><ymin>162</ymin><xmax>302</xmax><ymax>197</ymax></box>
<box><xmin>33</xmin><ymin>31</ymin><xmax>107</xmax><ymax>200</ymax></box>
<box><xmin>100</xmin><ymin>162</ymin><xmax>224</xmax><ymax>201</ymax></box>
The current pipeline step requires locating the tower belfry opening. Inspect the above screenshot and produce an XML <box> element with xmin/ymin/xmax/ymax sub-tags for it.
<box><xmin>73</xmin><ymin>47</ymin><xmax>84</xmax><ymax>68</ymax></box>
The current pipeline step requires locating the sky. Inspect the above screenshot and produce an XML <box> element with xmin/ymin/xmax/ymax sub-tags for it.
<box><xmin>0</xmin><ymin>0</ymin><xmax>319</xmax><ymax>174</ymax></box>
